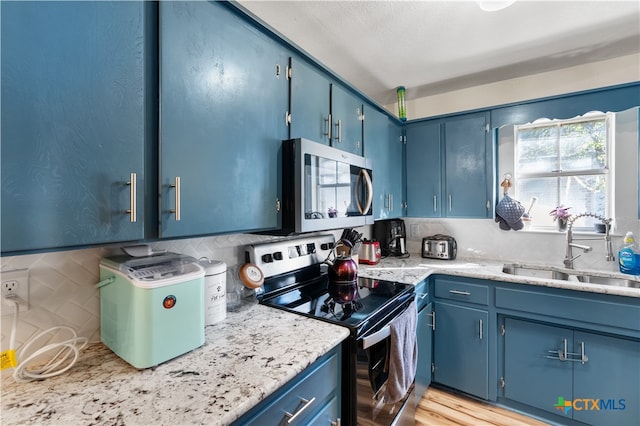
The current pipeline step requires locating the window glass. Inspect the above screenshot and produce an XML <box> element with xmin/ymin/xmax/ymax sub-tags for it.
<box><xmin>515</xmin><ymin>115</ymin><xmax>608</xmax><ymax>230</ymax></box>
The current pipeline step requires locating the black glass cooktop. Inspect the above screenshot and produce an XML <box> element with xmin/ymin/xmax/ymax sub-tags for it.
<box><xmin>259</xmin><ymin>267</ymin><xmax>414</xmax><ymax>335</ymax></box>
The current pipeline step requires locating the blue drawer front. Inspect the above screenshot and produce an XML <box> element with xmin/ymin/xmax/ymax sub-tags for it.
<box><xmin>434</xmin><ymin>279</ymin><xmax>489</xmax><ymax>305</ymax></box>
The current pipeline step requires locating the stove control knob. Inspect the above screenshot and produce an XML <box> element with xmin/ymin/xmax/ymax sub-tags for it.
<box><xmin>261</xmin><ymin>254</ymin><xmax>273</xmax><ymax>263</ymax></box>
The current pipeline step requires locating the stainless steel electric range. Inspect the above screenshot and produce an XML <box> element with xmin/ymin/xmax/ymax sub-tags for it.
<box><xmin>245</xmin><ymin>234</ymin><xmax>416</xmax><ymax>426</ymax></box>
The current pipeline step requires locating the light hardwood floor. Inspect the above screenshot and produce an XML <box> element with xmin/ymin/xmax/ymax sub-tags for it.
<box><xmin>416</xmin><ymin>387</ymin><xmax>550</xmax><ymax>426</ymax></box>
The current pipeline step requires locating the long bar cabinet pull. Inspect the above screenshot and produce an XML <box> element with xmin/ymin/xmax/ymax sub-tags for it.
<box><xmin>170</xmin><ymin>176</ymin><xmax>181</xmax><ymax>221</ymax></box>
<box><xmin>479</xmin><ymin>319</ymin><xmax>483</xmax><ymax>340</ymax></box>
<box><xmin>126</xmin><ymin>172</ymin><xmax>137</xmax><ymax>223</ymax></box>
<box><xmin>334</xmin><ymin>119</ymin><xmax>342</xmax><ymax>143</ymax></box>
<box><xmin>545</xmin><ymin>338</ymin><xmax>569</xmax><ymax>361</ymax></box>
<box><xmin>285</xmin><ymin>396</ymin><xmax>316</xmax><ymax>424</ymax></box>
<box><xmin>324</xmin><ymin>114</ymin><xmax>332</xmax><ymax>140</ymax></box>
<box><xmin>433</xmin><ymin>195</ymin><xmax>437</xmax><ymax>213</ymax></box>
<box><xmin>448</xmin><ymin>194</ymin><xmax>452</xmax><ymax>212</ymax></box>
<box><xmin>449</xmin><ymin>289</ymin><xmax>471</xmax><ymax>296</ymax></box>
<box><xmin>428</xmin><ymin>310</ymin><xmax>436</xmax><ymax>331</ymax></box>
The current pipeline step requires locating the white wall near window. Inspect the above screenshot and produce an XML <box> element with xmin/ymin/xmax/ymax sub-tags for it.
<box><xmin>385</xmin><ymin>53</ymin><xmax>640</xmax><ymax>120</ymax></box>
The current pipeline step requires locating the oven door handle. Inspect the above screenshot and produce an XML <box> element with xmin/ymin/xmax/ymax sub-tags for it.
<box><xmin>361</xmin><ymin>325</ymin><xmax>391</xmax><ymax>350</ymax></box>
<box><xmin>359</xmin><ymin>300</ymin><xmax>413</xmax><ymax>350</ymax></box>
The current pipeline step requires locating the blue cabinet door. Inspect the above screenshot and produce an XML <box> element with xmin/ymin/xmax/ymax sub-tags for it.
<box><xmin>406</xmin><ymin>121</ymin><xmax>442</xmax><ymax>217</ymax></box>
<box><xmin>330</xmin><ymin>83</ymin><xmax>363</xmax><ymax>155</ymax></box>
<box><xmin>1</xmin><ymin>1</ymin><xmax>148</xmax><ymax>252</ymax></box>
<box><xmin>433</xmin><ymin>301</ymin><xmax>489</xmax><ymax>399</ymax></box>
<box><xmin>290</xmin><ymin>57</ymin><xmax>331</xmax><ymax>144</ymax></box>
<box><xmin>416</xmin><ymin>301</ymin><xmax>433</xmax><ymax>402</ymax></box>
<box><xmin>364</xmin><ymin>106</ymin><xmax>403</xmax><ymax>219</ymax></box>
<box><xmin>503</xmin><ymin>318</ymin><xmax>573</xmax><ymax>416</ymax></box>
<box><xmin>159</xmin><ymin>2</ymin><xmax>288</xmax><ymax>238</ymax></box>
<box><xmin>573</xmin><ymin>332</ymin><xmax>640</xmax><ymax>426</ymax></box>
<box><xmin>443</xmin><ymin>113</ymin><xmax>491</xmax><ymax>218</ymax></box>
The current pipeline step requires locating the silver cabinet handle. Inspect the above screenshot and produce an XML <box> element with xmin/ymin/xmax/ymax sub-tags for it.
<box><xmin>433</xmin><ymin>195</ymin><xmax>437</xmax><ymax>213</ymax></box>
<box><xmin>126</xmin><ymin>172</ymin><xmax>137</xmax><ymax>222</ymax></box>
<box><xmin>334</xmin><ymin>119</ymin><xmax>342</xmax><ymax>143</ymax></box>
<box><xmin>390</xmin><ymin>193</ymin><xmax>393</xmax><ymax>211</ymax></box>
<box><xmin>580</xmin><ymin>341</ymin><xmax>589</xmax><ymax>364</ymax></box>
<box><xmin>448</xmin><ymin>194</ymin><xmax>452</xmax><ymax>212</ymax></box>
<box><xmin>479</xmin><ymin>319</ymin><xmax>483</xmax><ymax>340</ymax></box>
<box><xmin>546</xmin><ymin>338</ymin><xmax>569</xmax><ymax>361</ymax></box>
<box><xmin>416</xmin><ymin>292</ymin><xmax>428</xmax><ymax>300</ymax></box>
<box><xmin>449</xmin><ymin>290</ymin><xmax>471</xmax><ymax>296</ymax></box>
<box><xmin>285</xmin><ymin>397</ymin><xmax>316</xmax><ymax>424</ymax></box>
<box><xmin>324</xmin><ymin>114</ymin><xmax>332</xmax><ymax>140</ymax></box>
<box><xmin>428</xmin><ymin>310</ymin><xmax>435</xmax><ymax>331</ymax></box>
<box><xmin>330</xmin><ymin>419</ymin><xmax>341</xmax><ymax>426</ymax></box>
<box><xmin>170</xmin><ymin>176</ymin><xmax>181</xmax><ymax>221</ymax></box>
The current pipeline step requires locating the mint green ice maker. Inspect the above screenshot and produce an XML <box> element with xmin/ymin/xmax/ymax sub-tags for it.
<box><xmin>99</xmin><ymin>253</ymin><xmax>205</xmax><ymax>369</ymax></box>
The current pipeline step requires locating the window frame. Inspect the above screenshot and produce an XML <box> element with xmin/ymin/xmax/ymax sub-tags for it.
<box><xmin>513</xmin><ymin>112</ymin><xmax>612</xmax><ymax>231</ymax></box>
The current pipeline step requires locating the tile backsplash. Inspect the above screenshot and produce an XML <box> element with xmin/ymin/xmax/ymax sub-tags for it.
<box><xmin>1</xmin><ymin>218</ymin><xmax>636</xmax><ymax>351</ymax></box>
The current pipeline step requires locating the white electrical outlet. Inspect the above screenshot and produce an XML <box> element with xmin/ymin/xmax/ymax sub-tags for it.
<box><xmin>1</xmin><ymin>269</ymin><xmax>30</xmax><ymax>313</ymax></box>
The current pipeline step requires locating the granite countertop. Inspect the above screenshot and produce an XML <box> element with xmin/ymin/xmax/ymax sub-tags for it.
<box><xmin>1</xmin><ymin>305</ymin><xmax>350</xmax><ymax>426</ymax></box>
<box><xmin>358</xmin><ymin>255</ymin><xmax>640</xmax><ymax>298</ymax></box>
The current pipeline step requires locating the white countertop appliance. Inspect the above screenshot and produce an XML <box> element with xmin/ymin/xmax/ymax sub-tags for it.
<box><xmin>98</xmin><ymin>253</ymin><xmax>205</xmax><ymax>369</ymax></box>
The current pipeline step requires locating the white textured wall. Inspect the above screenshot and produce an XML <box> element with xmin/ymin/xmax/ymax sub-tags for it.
<box><xmin>385</xmin><ymin>53</ymin><xmax>640</xmax><ymax>119</ymax></box>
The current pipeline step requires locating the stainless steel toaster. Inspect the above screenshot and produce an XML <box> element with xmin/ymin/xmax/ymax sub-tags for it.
<box><xmin>421</xmin><ymin>235</ymin><xmax>457</xmax><ymax>260</ymax></box>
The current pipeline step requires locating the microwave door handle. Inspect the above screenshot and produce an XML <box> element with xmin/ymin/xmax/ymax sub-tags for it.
<box><xmin>356</xmin><ymin>169</ymin><xmax>373</xmax><ymax>214</ymax></box>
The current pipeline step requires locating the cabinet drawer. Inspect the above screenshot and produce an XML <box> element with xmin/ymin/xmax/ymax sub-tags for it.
<box><xmin>241</xmin><ymin>349</ymin><xmax>340</xmax><ymax>426</ymax></box>
<box><xmin>434</xmin><ymin>279</ymin><xmax>488</xmax><ymax>305</ymax></box>
<box><xmin>496</xmin><ymin>287</ymin><xmax>640</xmax><ymax>333</ymax></box>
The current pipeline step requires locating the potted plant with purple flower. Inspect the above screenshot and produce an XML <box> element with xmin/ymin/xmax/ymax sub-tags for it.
<box><xmin>549</xmin><ymin>205</ymin><xmax>572</xmax><ymax>231</ymax></box>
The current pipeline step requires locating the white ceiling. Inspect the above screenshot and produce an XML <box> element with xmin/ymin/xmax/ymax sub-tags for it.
<box><xmin>237</xmin><ymin>0</ymin><xmax>640</xmax><ymax>106</ymax></box>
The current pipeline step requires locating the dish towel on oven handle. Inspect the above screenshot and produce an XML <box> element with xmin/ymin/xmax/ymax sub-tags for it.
<box><xmin>383</xmin><ymin>300</ymin><xmax>418</xmax><ymax>404</ymax></box>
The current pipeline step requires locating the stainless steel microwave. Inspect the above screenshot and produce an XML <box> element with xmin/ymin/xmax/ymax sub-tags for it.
<box><xmin>281</xmin><ymin>138</ymin><xmax>374</xmax><ymax>234</ymax></box>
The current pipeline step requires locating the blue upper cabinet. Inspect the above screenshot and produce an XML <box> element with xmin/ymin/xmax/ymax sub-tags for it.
<box><xmin>290</xmin><ymin>57</ymin><xmax>332</xmax><ymax>145</ymax></box>
<box><xmin>406</xmin><ymin>112</ymin><xmax>492</xmax><ymax>218</ymax></box>
<box><xmin>290</xmin><ymin>58</ymin><xmax>364</xmax><ymax>155</ymax></box>
<box><xmin>406</xmin><ymin>121</ymin><xmax>442</xmax><ymax>217</ymax></box>
<box><xmin>1</xmin><ymin>1</ymin><xmax>149</xmax><ymax>253</ymax></box>
<box><xmin>159</xmin><ymin>2</ymin><xmax>289</xmax><ymax>238</ymax></box>
<box><xmin>444</xmin><ymin>113</ymin><xmax>492</xmax><ymax>218</ymax></box>
<box><xmin>330</xmin><ymin>83</ymin><xmax>364</xmax><ymax>155</ymax></box>
<box><xmin>364</xmin><ymin>106</ymin><xmax>403</xmax><ymax>219</ymax></box>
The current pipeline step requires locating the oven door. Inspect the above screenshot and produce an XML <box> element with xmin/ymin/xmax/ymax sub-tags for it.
<box><xmin>355</xmin><ymin>302</ymin><xmax>416</xmax><ymax>426</ymax></box>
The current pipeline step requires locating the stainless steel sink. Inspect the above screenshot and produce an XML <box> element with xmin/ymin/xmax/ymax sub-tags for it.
<box><xmin>502</xmin><ymin>263</ymin><xmax>640</xmax><ymax>289</ymax></box>
<box><xmin>575</xmin><ymin>275</ymin><xmax>640</xmax><ymax>288</ymax></box>
<box><xmin>501</xmin><ymin>264</ymin><xmax>569</xmax><ymax>281</ymax></box>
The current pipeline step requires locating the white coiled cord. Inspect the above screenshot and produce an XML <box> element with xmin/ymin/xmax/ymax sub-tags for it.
<box><xmin>5</xmin><ymin>297</ymin><xmax>88</xmax><ymax>382</ymax></box>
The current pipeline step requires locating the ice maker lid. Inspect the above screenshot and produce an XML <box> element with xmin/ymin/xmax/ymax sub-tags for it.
<box><xmin>100</xmin><ymin>253</ymin><xmax>204</xmax><ymax>287</ymax></box>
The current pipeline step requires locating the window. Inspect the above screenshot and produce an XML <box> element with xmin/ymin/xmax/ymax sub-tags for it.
<box><xmin>514</xmin><ymin>113</ymin><xmax>610</xmax><ymax>230</ymax></box>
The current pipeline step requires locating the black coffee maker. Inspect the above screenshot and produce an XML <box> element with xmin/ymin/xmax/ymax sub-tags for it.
<box><xmin>373</xmin><ymin>219</ymin><xmax>407</xmax><ymax>257</ymax></box>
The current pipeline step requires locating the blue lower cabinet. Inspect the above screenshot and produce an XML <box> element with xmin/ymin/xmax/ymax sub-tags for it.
<box><xmin>572</xmin><ymin>331</ymin><xmax>639</xmax><ymax>426</ymax></box>
<box><xmin>503</xmin><ymin>317</ymin><xmax>640</xmax><ymax>426</ymax></box>
<box><xmin>159</xmin><ymin>1</ymin><xmax>288</xmax><ymax>238</ymax></box>
<box><xmin>433</xmin><ymin>301</ymin><xmax>489</xmax><ymax>399</ymax></box>
<box><xmin>232</xmin><ymin>346</ymin><xmax>342</xmax><ymax>426</ymax></box>
<box><xmin>503</xmin><ymin>318</ymin><xmax>573</xmax><ymax>414</ymax></box>
<box><xmin>416</xmin><ymin>301</ymin><xmax>433</xmax><ymax>402</ymax></box>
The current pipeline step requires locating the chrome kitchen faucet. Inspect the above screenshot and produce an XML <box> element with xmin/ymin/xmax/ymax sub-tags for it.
<box><xmin>563</xmin><ymin>213</ymin><xmax>615</xmax><ymax>269</ymax></box>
